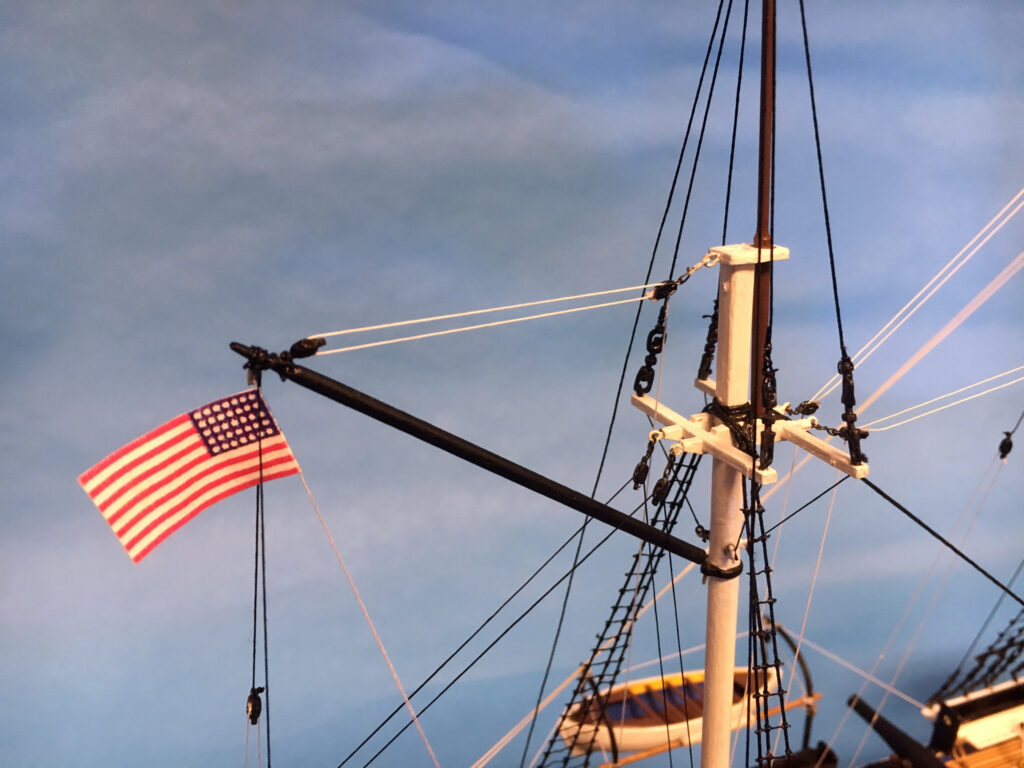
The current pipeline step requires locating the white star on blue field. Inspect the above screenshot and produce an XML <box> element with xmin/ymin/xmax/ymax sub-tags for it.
<box><xmin>1</xmin><ymin>2</ymin><xmax>1021</xmax><ymax>766</ymax></box>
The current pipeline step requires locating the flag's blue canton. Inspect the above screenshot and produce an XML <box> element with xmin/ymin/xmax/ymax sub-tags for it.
<box><xmin>188</xmin><ymin>391</ymin><xmax>280</xmax><ymax>456</ymax></box>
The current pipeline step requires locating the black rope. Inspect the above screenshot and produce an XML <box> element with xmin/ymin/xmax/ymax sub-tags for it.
<box><xmin>744</xmin><ymin>619</ymin><xmax>753</xmax><ymax>768</ymax></box>
<box><xmin>666</xmin><ymin>553</ymin><xmax>696</xmax><ymax>768</ymax></box>
<box><xmin>798</xmin><ymin>0</ymin><xmax>868</xmax><ymax>467</ymax></box>
<box><xmin>1002</xmin><ymin>406</ymin><xmax>1024</xmax><ymax>458</ymax></box>
<box><xmin>745</xmin><ymin>481</ymin><xmax>794</xmax><ymax>767</ymax></box>
<box><xmin>938</xmin><ymin>555</ymin><xmax>1024</xmax><ymax>701</ymax></box>
<box><xmin>247</xmin><ymin>384</ymin><xmax>271</xmax><ymax>766</ymax></box>
<box><xmin>251</xmin><ymin>470</ymin><xmax>261</xmax><ymax>692</ymax></box>
<box><xmin>798</xmin><ymin>0</ymin><xmax>845</xmax><ymax>354</ymax></box>
<box><xmin>722</xmin><ymin>0</ymin><xmax>751</xmax><ymax>246</ymax></box>
<box><xmin>518</xmin><ymin>513</ymin><xmax>590</xmax><ymax>767</ymax></box>
<box><xmin>762</xmin><ymin>476</ymin><xmax>849</xmax><ymax>537</ymax></box>
<box><xmin>589</xmin><ymin>0</ymin><xmax>729</xmax><ymax>498</ymax></box>
<box><xmin>259</xmin><ymin>482</ymin><xmax>271</xmax><ymax>767</ymax></box>
<box><xmin>860</xmin><ymin>478</ymin><xmax>1024</xmax><ymax>608</ymax></box>
<box><xmin>1010</xmin><ymin>407</ymin><xmax>1024</xmax><ymax>435</ymax></box>
<box><xmin>519</xmin><ymin>4</ymin><xmax>730</xmax><ymax>763</ymax></box>
<box><xmin>646</xmin><ymin>557</ymin><xmax>675</xmax><ymax>768</ymax></box>
<box><xmin>336</xmin><ymin>481</ymin><xmax>630</xmax><ymax>768</ymax></box>
<box><xmin>667</xmin><ymin>0</ymin><xmax>736</xmax><ymax>280</ymax></box>
<box><xmin>358</xmin><ymin>510</ymin><xmax>638</xmax><ymax>768</ymax></box>
<box><xmin>698</xmin><ymin>0</ymin><xmax>751</xmax><ymax>383</ymax></box>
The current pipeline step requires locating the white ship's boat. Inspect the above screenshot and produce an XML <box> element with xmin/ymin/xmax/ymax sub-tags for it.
<box><xmin>560</xmin><ymin>668</ymin><xmax>779</xmax><ymax>755</ymax></box>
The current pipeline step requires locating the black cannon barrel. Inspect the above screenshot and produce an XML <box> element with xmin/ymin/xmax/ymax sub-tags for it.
<box><xmin>847</xmin><ymin>695</ymin><xmax>944</xmax><ymax>768</ymax></box>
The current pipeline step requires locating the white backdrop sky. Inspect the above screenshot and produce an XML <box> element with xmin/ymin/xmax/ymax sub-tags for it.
<box><xmin>2</xmin><ymin>2</ymin><xmax>1022</xmax><ymax>766</ymax></box>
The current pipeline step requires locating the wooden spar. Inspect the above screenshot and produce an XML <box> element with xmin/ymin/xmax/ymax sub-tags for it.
<box><xmin>228</xmin><ymin>342</ymin><xmax>708</xmax><ymax>565</ymax></box>
<box><xmin>631</xmin><ymin>391</ymin><xmax>868</xmax><ymax>482</ymax></box>
<box><xmin>751</xmin><ymin>0</ymin><xmax>776</xmax><ymax>422</ymax></box>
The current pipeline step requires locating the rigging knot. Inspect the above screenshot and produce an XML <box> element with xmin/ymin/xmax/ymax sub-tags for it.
<box><xmin>836</xmin><ymin>353</ymin><xmax>868</xmax><ymax>465</ymax></box>
<box><xmin>230</xmin><ymin>341</ymin><xmax>306</xmax><ymax>382</ymax></box>
<box><xmin>704</xmin><ymin>399</ymin><xmax>755</xmax><ymax>456</ymax></box>
<box><xmin>650</xmin><ymin>280</ymin><xmax>678</xmax><ymax>301</ymax></box>
<box><xmin>290</xmin><ymin>336</ymin><xmax>325</xmax><ymax>359</ymax></box>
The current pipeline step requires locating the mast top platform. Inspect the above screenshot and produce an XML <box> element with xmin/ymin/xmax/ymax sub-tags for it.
<box><xmin>629</xmin><ymin>241</ymin><xmax>867</xmax><ymax>483</ymax></box>
<box><xmin>708</xmin><ymin>243</ymin><xmax>789</xmax><ymax>267</ymax></box>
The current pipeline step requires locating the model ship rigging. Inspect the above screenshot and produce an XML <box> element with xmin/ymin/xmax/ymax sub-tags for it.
<box><xmin>225</xmin><ymin>0</ymin><xmax>1024</xmax><ymax>764</ymax></box>
<box><xmin>71</xmin><ymin>2</ymin><xmax>1024</xmax><ymax>767</ymax></box>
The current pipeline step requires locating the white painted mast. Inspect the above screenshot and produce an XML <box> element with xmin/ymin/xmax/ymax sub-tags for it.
<box><xmin>630</xmin><ymin>2</ymin><xmax>868</xmax><ymax>766</ymax></box>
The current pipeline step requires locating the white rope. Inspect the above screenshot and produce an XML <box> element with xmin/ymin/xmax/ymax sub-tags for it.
<box><xmin>858</xmin><ymin>250</ymin><xmax>1024</xmax><ymax>415</ymax></box>
<box><xmin>314</xmin><ymin>296</ymin><xmax>645</xmax><ymax>356</ymax></box>
<box><xmin>811</xmin><ymin>187</ymin><xmax>1024</xmax><ymax>403</ymax></box>
<box><xmin>765</xmin><ymin>249</ymin><xmax>1024</xmax><ymax>506</ymax></box>
<box><xmin>309</xmin><ymin>283</ymin><xmax>661</xmax><ymax>340</ymax></box>
<box><xmin>298</xmin><ymin>472</ymin><xmax>440</xmax><ymax>768</ymax></box>
<box><xmin>864</xmin><ymin>371</ymin><xmax>1024</xmax><ymax>432</ymax></box>
<box><xmin>795</xmin><ymin>636</ymin><xmax>924</xmax><ymax>709</ymax></box>
<box><xmin>309</xmin><ymin>252</ymin><xmax>722</xmax><ymax>356</ymax></box>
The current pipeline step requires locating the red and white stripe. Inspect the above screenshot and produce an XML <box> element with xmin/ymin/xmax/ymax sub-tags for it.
<box><xmin>79</xmin><ymin>411</ymin><xmax>299</xmax><ymax>563</ymax></box>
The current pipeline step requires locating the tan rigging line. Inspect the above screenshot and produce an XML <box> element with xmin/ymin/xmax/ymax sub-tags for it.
<box><xmin>310</xmin><ymin>255</ymin><xmax>722</xmax><ymax>355</ymax></box>
<box><xmin>793</xmin><ymin>636</ymin><xmax>924</xmax><ymax>709</ymax></box>
<box><xmin>859</xmin><ymin>250</ymin><xmax>1024</xmax><ymax>413</ymax></box>
<box><xmin>314</xmin><ymin>296</ymin><xmax>646</xmax><ymax>356</ymax></box>
<box><xmin>309</xmin><ymin>283</ymin><xmax>662</xmax><ymax>340</ymax></box>
<box><xmin>764</xmin><ymin>249</ymin><xmax>1024</xmax><ymax>506</ymax></box>
<box><xmin>298</xmin><ymin>473</ymin><xmax>440</xmax><ymax>768</ymax></box>
<box><xmin>811</xmin><ymin>187</ymin><xmax>1024</xmax><ymax>403</ymax></box>
<box><xmin>864</xmin><ymin>367</ymin><xmax>1024</xmax><ymax>432</ymax></box>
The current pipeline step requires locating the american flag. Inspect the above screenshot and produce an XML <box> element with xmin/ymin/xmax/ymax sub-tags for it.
<box><xmin>79</xmin><ymin>389</ymin><xmax>300</xmax><ymax>563</ymax></box>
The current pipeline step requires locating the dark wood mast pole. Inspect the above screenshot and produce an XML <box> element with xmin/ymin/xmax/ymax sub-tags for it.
<box><xmin>751</xmin><ymin>0</ymin><xmax>775</xmax><ymax>421</ymax></box>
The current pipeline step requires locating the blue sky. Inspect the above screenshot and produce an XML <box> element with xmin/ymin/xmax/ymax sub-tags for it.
<box><xmin>2</xmin><ymin>2</ymin><xmax>1022</xmax><ymax>766</ymax></box>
